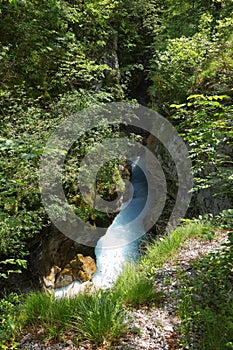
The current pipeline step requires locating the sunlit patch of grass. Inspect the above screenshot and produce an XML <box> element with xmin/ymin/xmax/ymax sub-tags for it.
<box><xmin>18</xmin><ymin>292</ymin><xmax>72</xmax><ymax>337</ymax></box>
<box><xmin>113</xmin><ymin>263</ymin><xmax>162</xmax><ymax>307</ymax></box>
<box><xmin>10</xmin><ymin>289</ymin><xmax>127</xmax><ymax>347</ymax></box>
<box><xmin>70</xmin><ymin>290</ymin><xmax>127</xmax><ymax>346</ymax></box>
<box><xmin>141</xmin><ymin>221</ymin><xmax>214</xmax><ymax>270</ymax></box>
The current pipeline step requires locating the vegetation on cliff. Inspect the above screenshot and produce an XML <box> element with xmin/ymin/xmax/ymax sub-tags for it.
<box><xmin>0</xmin><ymin>0</ymin><xmax>232</xmax><ymax>348</ymax></box>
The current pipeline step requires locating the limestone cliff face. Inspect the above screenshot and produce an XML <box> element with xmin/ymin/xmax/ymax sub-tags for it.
<box><xmin>103</xmin><ymin>31</ymin><xmax>124</xmax><ymax>99</ymax></box>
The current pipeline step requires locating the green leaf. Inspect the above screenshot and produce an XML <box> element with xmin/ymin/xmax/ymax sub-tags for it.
<box><xmin>187</xmin><ymin>94</ymin><xmax>205</xmax><ymax>100</ymax></box>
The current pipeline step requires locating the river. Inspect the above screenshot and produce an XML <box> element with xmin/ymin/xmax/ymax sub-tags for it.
<box><xmin>55</xmin><ymin>154</ymin><xmax>148</xmax><ymax>297</ymax></box>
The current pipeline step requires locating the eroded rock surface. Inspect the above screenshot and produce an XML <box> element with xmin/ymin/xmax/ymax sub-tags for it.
<box><xmin>55</xmin><ymin>254</ymin><xmax>96</xmax><ymax>289</ymax></box>
<box><xmin>39</xmin><ymin>226</ymin><xmax>97</xmax><ymax>292</ymax></box>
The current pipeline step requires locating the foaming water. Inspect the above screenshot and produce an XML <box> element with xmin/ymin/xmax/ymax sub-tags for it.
<box><xmin>92</xmin><ymin>155</ymin><xmax>148</xmax><ymax>287</ymax></box>
<box><xmin>55</xmin><ymin>155</ymin><xmax>148</xmax><ymax>297</ymax></box>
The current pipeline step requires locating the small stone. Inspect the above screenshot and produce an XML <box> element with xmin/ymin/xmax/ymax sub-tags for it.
<box><xmin>66</xmin><ymin>339</ymin><xmax>73</xmax><ymax>345</ymax></box>
<box><xmin>140</xmin><ymin>340</ymin><xmax>149</xmax><ymax>348</ymax></box>
<box><xmin>164</xmin><ymin>325</ymin><xmax>174</xmax><ymax>332</ymax></box>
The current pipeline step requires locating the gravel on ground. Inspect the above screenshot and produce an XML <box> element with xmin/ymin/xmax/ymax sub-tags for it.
<box><xmin>19</xmin><ymin>231</ymin><xmax>229</xmax><ymax>350</ymax></box>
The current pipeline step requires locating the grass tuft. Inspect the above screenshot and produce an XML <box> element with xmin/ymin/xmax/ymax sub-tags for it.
<box><xmin>70</xmin><ymin>290</ymin><xmax>127</xmax><ymax>346</ymax></box>
<box><xmin>114</xmin><ymin>263</ymin><xmax>162</xmax><ymax>307</ymax></box>
<box><xmin>141</xmin><ymin>221</ymin><xmax>213</xmax><ymax>270</ymax></box>
<box><xmin>18</xmin><ymin>292</ymin><xmax>72</xmax><ymax>337</ymax></box>
<box><xmin>9</xmin><ymin>289</ymin><xmax>127</xmax><ymax>347</ymax></box>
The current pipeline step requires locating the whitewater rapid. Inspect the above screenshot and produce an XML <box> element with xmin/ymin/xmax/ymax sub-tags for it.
<box><xmin>55</xmin><ymin>155</ymin><xmax>148</xmax><ymax>297</ymax></box>
<box><xmin>92</xmin><ymin>155</ymin><xmax>148</xmax><ymax>287</ymax></box>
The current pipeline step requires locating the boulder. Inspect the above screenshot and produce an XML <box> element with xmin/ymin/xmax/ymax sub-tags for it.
<box><xmin>55</xmin><ymin>253</ymin><xmax>96</xmax><ymax>289</ymax></box>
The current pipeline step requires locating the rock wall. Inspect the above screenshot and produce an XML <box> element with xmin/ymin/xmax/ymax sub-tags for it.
<box><xmin>144</xmin><ymin>133</ymin><xmax>177</xmax><ymax>235</ymax></box>
<box><xmin>145</xmin><ymin>133</ymin><xmax>233</xmax><ymax>231</ymax></box>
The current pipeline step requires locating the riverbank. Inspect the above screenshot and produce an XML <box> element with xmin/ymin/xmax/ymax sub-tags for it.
<box><xmin>2</xmin><ymin>217</ymin><xmax>232</xmax><ymax>350</ymax></box>
<box><xmin>117</xmin><ymin>230</ymin><xmax>229</xmax><ymax>350</ymax></box>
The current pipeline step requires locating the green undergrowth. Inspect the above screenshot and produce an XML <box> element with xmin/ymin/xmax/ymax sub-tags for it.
<box><xmin>178</xmin><ymin>239</ymin><xmax>233</xmax><ymax>349</ymax></box>
<box><xmin>141</xmin><ymin>220</ymin><xmax>214</xmax><ymax>272</ymax></box>
<box><xmin>177</xmin><ymin>211</ymin><xmax>233</xmax><ymax>350</ymax></box>
<box><xmin>0</xmin><ymin>217</ymin><xmax>231</xmax><ymax>349</ymax></box>
<box><xmin>113</xmin><ymin>263</ymin><xmax>163</xmax><ymax>307</ymax></box>
<box><xmin>1</xmin><ymin>290</ymin><xmax>128</xmax><ymax>348</ymax></box>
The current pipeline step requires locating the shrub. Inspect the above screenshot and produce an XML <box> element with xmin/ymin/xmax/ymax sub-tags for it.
<box><xmin>170</xmin><ymin>94</ymin><xmax>233</xmax><ymax>206</ymax></box>
<box><xmin>178</xmin><ymin>235</ymin><xmax>233</xmax><ymax>349</ymax></box>
<box><xmin>0</xmin><ymin>293</ymin><xmax>22</xmax><ymax>345</ymax></box>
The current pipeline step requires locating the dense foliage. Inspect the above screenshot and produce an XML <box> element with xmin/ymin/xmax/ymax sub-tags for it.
<box><xmin>178</xmin><ymin>212</ymin><xmax>233</xmax><ymax>349</ymax></box>
<box><xmin>0</xmin><ymin>0</ymin><xmax>233</xmax><ymax>347</ymax></box>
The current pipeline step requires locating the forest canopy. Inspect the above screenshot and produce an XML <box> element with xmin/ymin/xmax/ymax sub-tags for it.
<box><xmin>0</xmin><ymin>0</ymin><xmax>232</xmax><ymax>282</ymax></box>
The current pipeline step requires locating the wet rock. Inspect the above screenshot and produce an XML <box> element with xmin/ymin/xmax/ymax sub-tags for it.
<box><xmin>55</xmin><ymin>254</ymin><xmax>96</xmax><ymax>288</ymax></box>
<box><xmin>42</xmin><ymin>265</ymin><xmax>61</xmax><ymax>291</ymax></box>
